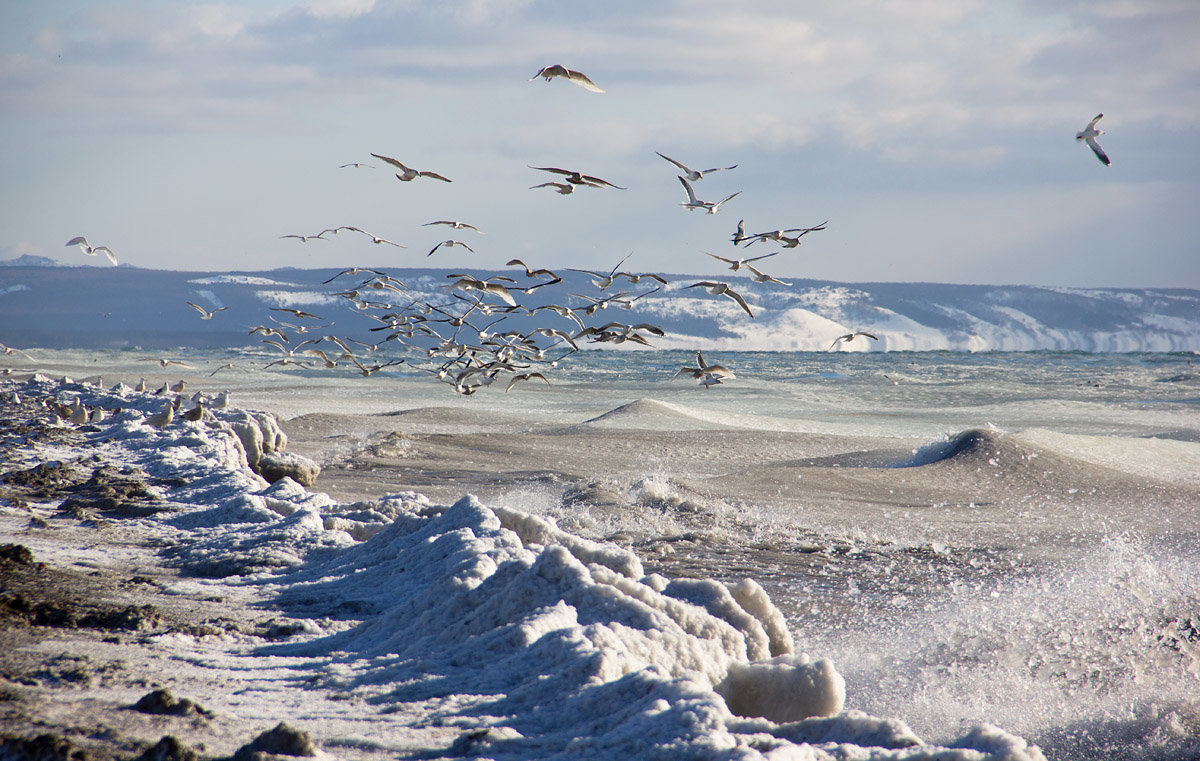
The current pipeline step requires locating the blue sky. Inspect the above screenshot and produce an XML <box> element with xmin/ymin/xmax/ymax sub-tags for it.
<box><xmin>1</xmin><ymin>0</ymin><xmax>1198</xmax><ymax>287</ymax></box>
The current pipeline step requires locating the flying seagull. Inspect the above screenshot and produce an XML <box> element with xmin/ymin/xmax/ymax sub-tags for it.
<box><xmin>530</xmin><ymin>166</ymin><xmax>626</xmax><ymax>189</ymax></box>
<box><xmin>66</xmin><ymin>236</ymin><xmax>118</xmax><ymax>265</ymax></box>
<box><xmin>1075</xmin><ymin>113</ymin><xmax>1110</xmax><ymax>166</ymax></box>
<box><xmin>829</xmin><ymin>331</ymin><xmax>879</xmax><ymax>351</ymax></box>
<box><xmin>370</xmin><ymin>153</ymin><xmax>452</xmax><ymax>182</ymax></box>
<box><xmin>343</xmin><ymin>226</ymin><xmax>406</xmax><ymax>248</ymax></box>
<box><xmin>428</xmin><ymin>239</ymin><xmax>475</xmax><ymax>256</ymax></box>
<box><xmin>704</xmin><ymin>251</ymin><xmax>778</xmax><ymax>272</ymax></box>
<box><xmin>528</xmin><ymin>65</ymin><xmax>604</xmax><ymax>93</ymax></box>
<box><xmin>686</xmin><ymin>281</ymin><xmax>755</xmax><ymax>318</ymax></box>
<box><xmin>186</xmin><ymin>301</ymin><xmax>229</xmax><ymax>320</ymax></box>
<box><xmin>678</xmin><ymin>177</ymin><xmax>739</xmax><ymax>214</ymax></box>
<box><xmin>744</xmin><ymin>262</ymin><xmax>792</xmax><ymax>286</ymax></box>
<box><xmin>530</xmin><ymin>181</ymin><xmax>575</xmax><ymax>194</ymax></box>
<box><xmin>655</xmin><ymin>152</ymin><xmax>737</xmax><ymax>181</ymax></box>
<box><xmin>423</xmin><ymin>220</ymin><xmax>484</xmax><ymax>234</ymax></box>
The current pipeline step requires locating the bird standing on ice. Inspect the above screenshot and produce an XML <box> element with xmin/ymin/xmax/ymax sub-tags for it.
<box><xmin>1076</xmin><ymin>114</ymin><xmax>1110</xmax><ymax>166</ymax></box>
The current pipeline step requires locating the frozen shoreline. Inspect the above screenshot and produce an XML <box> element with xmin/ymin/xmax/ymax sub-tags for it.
<box><xmin>0</xmin><ymin>373</ymin><xmax>1065</xmax><ymax>760</ymax></box>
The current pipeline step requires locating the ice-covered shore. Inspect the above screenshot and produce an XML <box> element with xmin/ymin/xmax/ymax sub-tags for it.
<box><xmin>0</xmin><ymin>373</ymin><xmax>1047</xmax><ymax>760</ymax></box>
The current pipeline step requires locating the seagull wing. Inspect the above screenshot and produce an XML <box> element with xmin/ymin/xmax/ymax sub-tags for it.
<box><xmin>744</xmin><ymin>252</ymin><xmax>778</xmax><ymax>264</ymax></box>
<box><xmin>65</xmin><ymin>236</ymin><xmax>89</xmax><ymax>248</ymax></box>
<box><xmin>1085</xmin><ymin>136</ymin><xmax>1110</xmax><ymax>166</ymax></box>
<box><xmin>1087</xmin><ymin>113</ymin><xmax>1104</xmax><ymax>130</ymax></box>
<box><xmin>721</xmin><ymin>286</ymin><xmax>755</xmax><ymax>318</ymax></box>
<box><xmin>678</xmin><ymin>176</ymin><xmax>700</xmax><ymax>204</ymax></box>
<box><xmin>712</xmin><ymin>191</ymin><xmax>741</xmax><ymax>211</ymax></box>
<box><xmin>705</xmin><ymin>252</ymin><xmax>736</xmax><ymax>266</ymax></box>
<box><xmin>565</xmin><ymin>68</ymin><xmax>604</xmax><ymax>93</ymax></box>
<box><xmin>419</xmin><ymin>170</ymin><xmax>453</xmax><ymax>182</ymax></box>
<box><xmin>370</xmin><ymin>153</ymin><xmax>410</xmax><ymax>171</ymax></box>
<box><xmin>656</xmin><ymin>152</ymin><xmax>691</xmax><ymax>172</ymax></box>
<box><xmin>95</xmin><ymin>246</ymin><xmax>118</xmax><ymax>265</ymax></box>
<box><xmin>745</xmin><ymin>263</ymin><xmax>791</xmax><ymax>285</ymax></box>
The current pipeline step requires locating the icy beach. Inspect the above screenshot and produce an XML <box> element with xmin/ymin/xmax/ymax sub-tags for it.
<box><xmin>2</xmin><ymin>348</ymin><xmax>1199</xmax><ymax>760</ymax></box>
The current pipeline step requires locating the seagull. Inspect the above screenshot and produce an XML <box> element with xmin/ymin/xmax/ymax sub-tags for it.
<box><xmin>678</xmin><ymin>177</ymin><xmax>740</xmax><ymax>214</ymax></box>
<box><xmin>1076</xmin><ymin>113</ymin><xmax>1110</xmax><ymax>166</ymax></box>
<box><xmin>321</xmin><ymin>267</ymin><xmax>388</xmax><ymax>284</ymax></box>
<box><xmin>447</xmin><ymin>276</ymin><xmax>518</xmax><ymax>307</ymax></box>
<box><xmin>0</xmin><ymin>344</ymin><xmax>35</xmax><ymax>361</ymax></box>
<box><xmin>271</xmin><ymin>307</ymin><xmax>325</xmax><ymax>320</ymax></box>
<box><xmin>704</xmin><ymin>251</ymin><xmax>778</xmax><ymax>271</ymax></box>
<box><xmin>423</xmin><ymin>220</ymin><xmax>484</xmax><ymax>234</ymax></box>
<box><xmin>731</xmin><ymin>219</ymin><xmax>748</xmax><ymax>246</ymax></box>
<box><xmin>146</xmin><ymin>358</ymin><xmax>191</xmax><ymax>369</ymax></box>
<box><xmin>672</xmin><ymin>351</ymin><xmax>735</xmax><ymax>384</ymax></box>
<box><xmin>279</xmin><ymin>233</ymin><xmax>326</xmax><ymax>243</ymax></box>
<box><xmin>144</xmin><ymin>402</ymin><xmax>174</xmax><ymax>429</ymax></box>
<box><xmin>505</xmin><ymin>372</ymin><xmax>551</xmax><ymax>392</ymax></box>
<box><xmin>342</xmin><ymin>226</ymin><xmax>406</xmax><ymax>248</ymax></box>
<box><xmin>655</xmin><ymin>152</ymin><xmax>737</xmax><ymax>181</ymax></box>
<box><xmin>744</xmin><ymin>262</ymin><xmax>792</xmax><ymax>286</ymax></box>
<box><xmin>685</xmin><ymin>281</ymin><xmax>755</xmax><ymax>317</ymax></box>
<box><xmin>529</xmin><ymin>166</ymin><xmax>626</xmax><ymax>189</ymax></box>
<box><xmin>528</xmin><ymin>65</ymin><xmax>604</xmax><ymax>93</ymax></box>
<box><xmin>338</xmin><ymin>162</ymin><xmax>375</xmax><ymax>169</ymax></box>
<box><xmin>829</xmin><ymin>331</ymin><xmax>879</xmax><ymax>351</ymax></box>
<box><xmin>505</xmin><ymin>259</ymin><xmax>559</xmax><ymax>280</ymax></box>
<box><xmin>186</xmin><ymin>301</ymin><xmax>229</xmax><ymax>320</ymax></box>
<box><xmin>65</xmin><ymin>236</ymin><xmax>118</xmax><ymax>265</ymax></box>
<box><xmin>744</xmin><ymin>222</ymin><xmax>828</xmax><ymax>247</ymax></box>
<box><xmin>428</xmin><ymin>240</ymin><xmax>475</xmax><ymax>256</ymax></box>
<box><xmin>369</xmin><ymin>153</ymin><xmax>452</xmax><ymax>182</ymax></box>
<box><xmin>530</xmin><ymin>181</ymin><xmax>575</xmax><ymax>194</ymax></box>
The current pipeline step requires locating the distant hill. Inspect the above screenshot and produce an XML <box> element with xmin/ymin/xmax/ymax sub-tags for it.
<box><xmin>0</xmin><ymin>254</ymin><xmax>60</xmax><ymax>268</ymax></box>
<box><xmin>1</xmin><ymin>265</ymin><xmax>1197</xmax><ymax>352</ymax></box>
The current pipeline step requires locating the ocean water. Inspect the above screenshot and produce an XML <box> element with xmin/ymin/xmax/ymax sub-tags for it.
<box><xmin>6</xmin><ymin>347</ymin><xmax>1200</xmax><ymax>759</ymax></box>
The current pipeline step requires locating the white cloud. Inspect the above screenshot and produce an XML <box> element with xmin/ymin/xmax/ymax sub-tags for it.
<box><xmin>307</xmin><ymin>0</ymin><xmax>376</xmax><ymax>20</ymax></box>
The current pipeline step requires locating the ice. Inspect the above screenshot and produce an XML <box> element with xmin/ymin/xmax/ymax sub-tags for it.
<box><xmin>0</xmin><ymin>373</ymin><xmax>1069</xmax><ymax>760</ymax></box>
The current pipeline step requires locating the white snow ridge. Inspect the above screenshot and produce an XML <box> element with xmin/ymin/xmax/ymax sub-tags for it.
<box><xmin>0</xmin><ymin>373</ymin><xmax>1050</xmax><ymax>760</ymax></box>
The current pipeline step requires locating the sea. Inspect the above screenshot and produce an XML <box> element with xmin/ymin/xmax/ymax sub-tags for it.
<box><xmin>4</xmin><ymin>346</ymin><xmax>1199</xmax><ymax>760</ymax></box>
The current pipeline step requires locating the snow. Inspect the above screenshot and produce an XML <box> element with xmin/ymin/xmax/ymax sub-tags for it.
<box><xmin>0</xmin><ymin>373</ymin><xmax>1053</xmax><ymax>760</ymax></box>
<box><xmin>3</xmin><ymin>265</ymin><xmax>1199</xmax><ymax>353</ymax></box>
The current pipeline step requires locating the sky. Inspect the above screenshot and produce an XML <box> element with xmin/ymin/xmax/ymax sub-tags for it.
<box><xmin>1</xmin><ymin>0</ymin><xmax>1198</xmax><ymax>288</ymax></box>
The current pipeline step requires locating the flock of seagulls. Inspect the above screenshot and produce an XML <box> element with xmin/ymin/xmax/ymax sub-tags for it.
<box><xmin>31</xmin><ymin>68</ymin><xmax>1114</xmax><ymax>397</ymax></box>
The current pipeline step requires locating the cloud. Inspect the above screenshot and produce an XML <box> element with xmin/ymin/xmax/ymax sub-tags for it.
<box><xmin>307</xmin><ymin>0</ymin><xmax>376</xmax><ymax>20</ymax></box>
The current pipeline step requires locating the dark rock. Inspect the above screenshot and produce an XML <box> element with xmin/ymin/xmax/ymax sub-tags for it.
<box><xmin>0</xmin><ymin>733</ymin><xmax>87</xmax><ymax>761</ymax></box>
<box><xmin>232</xmin><ymin>723</ymin><xmax>316</xmax><ymax>761</ymax></box>
<box><xmin>0</xmin><ymin>544</ymin><xmax>34</xmax><ymax>565</ymax></box>
<box><xmin>256</xmin><ymin>453</ymin><xmax>320</xmax><ymax>488</ymax></box>
<box><xmin>131</xmin><ymin>689</ymin><xmax>210</xmax><ymax>717</ymax></box>
<box><xmin>135</xmin><ymin>737</ymin><xmax>196</xmax><ymax>761</ymax></box>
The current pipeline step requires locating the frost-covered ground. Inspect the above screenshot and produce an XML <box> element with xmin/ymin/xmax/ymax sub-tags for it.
<box><xmin>0</xmin><ymin>373</ymin><xmax>1060</xmax><ymax>760</ymax></box>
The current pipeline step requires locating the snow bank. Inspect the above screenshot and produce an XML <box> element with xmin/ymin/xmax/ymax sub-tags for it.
<box><xmin>3</xmin><ymin>375</ymin><xmax>1049</xmax><ymax>760</ymax></box>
